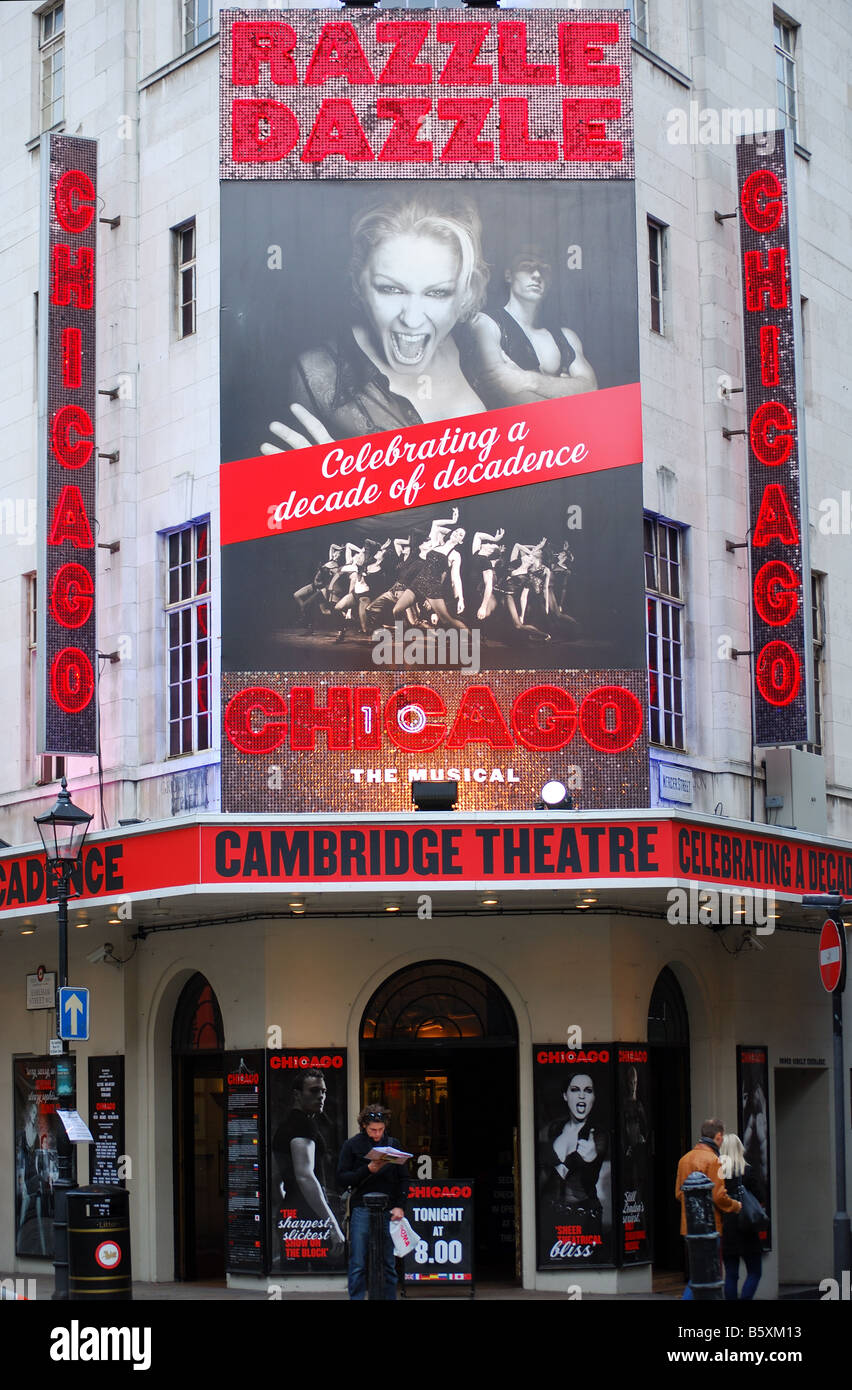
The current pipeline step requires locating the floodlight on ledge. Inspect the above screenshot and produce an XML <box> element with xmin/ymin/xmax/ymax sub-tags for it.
<box><xmin>412</xmin><ymin>780</ymin><xmax>458</xmax><ymax>812</ymax></box>
<box><xmin>537</xmin><ymin>780</ymin><xmax>574</xmax><ymax>810</ymax></box>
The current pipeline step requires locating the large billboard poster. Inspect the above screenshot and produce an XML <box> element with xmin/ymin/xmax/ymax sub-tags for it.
<box><xmin>533</xmin><ymin>1046</ymin><xmax>614</xmax><ymax>1268</ymax></box>
<box><xmin>267</xmin><ymin>1049</ymin><xmax>347</xmax><ymax>1274</ymax></box>
<box><xmin>219</xmin><ymin>10</ymin><xmax>646</xmax><ymax>813</ymax></box>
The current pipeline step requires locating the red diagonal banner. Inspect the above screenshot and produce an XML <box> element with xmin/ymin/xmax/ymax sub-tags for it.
<box><xmin>220</xmin><ymin>382</ymin><xmax>641</xmax><ymax>545</ymax></box>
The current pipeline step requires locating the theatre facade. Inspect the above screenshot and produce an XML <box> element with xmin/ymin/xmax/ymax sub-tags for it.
<box><xmin>1</xmin><ymin>807</ymin><xmax>845</xmax><ymax>1292</ymax></box>
<box><xmin>2</xmin><ymin>1</ymin><xmax>851</xmax><ymax>1298</ymax></box>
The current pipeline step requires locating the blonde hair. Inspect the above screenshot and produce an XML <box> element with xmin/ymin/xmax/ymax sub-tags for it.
<box><xmin>350</xmin><ymin>195</ymin><xmax>489</xmax><ymax>322</ymax></box>
<box><xmin>720</xmin><ymin>1132</ymin><xmax>746</xmax><ymax>1176</ymax></box>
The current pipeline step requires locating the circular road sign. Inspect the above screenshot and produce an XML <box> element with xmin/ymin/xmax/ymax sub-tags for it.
<box><xmin>819</xmin><ymin>918</ymin><xmax>845</xmax><ymax>994</ymax></box>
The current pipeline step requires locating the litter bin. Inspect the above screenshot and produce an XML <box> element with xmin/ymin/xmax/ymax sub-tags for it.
<box><xmin>66</xmin><ymin>1185</ymin><xmax>132</xmax><ymax>1300</ymax></box>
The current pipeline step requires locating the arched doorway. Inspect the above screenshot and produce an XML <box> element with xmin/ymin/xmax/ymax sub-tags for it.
<box><xmin>648</xmin><ymin>965</ymin><xmax>691</xmax><ymax>1274</ymax></box>
<box><xmin>361</xmin><ymin>960</ymin><xmax>519</xmax><ymax>1281</ymax></box>
<box><xmin>172</xmin><ymin>973</ymin><xmax>225</xmax><ymax>1281</ymax></box>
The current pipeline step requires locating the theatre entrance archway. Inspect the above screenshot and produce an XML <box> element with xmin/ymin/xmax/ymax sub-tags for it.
<box><xmin>361</xmin><ymin>959</ymin><xmax>519</xmax><ymax>1282</ymax></box>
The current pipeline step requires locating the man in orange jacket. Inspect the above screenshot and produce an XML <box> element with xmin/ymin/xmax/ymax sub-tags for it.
<box><xmin>675</xmin><ymin>1117</ymin><xmax>742</xmax><ymax>1299</ymax></box>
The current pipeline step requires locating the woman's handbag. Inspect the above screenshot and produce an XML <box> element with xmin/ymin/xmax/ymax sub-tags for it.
<box><xmin>737</xmin><ymin>1182</ymin><xmax>768</xmax><ymax>1233</ymax></box>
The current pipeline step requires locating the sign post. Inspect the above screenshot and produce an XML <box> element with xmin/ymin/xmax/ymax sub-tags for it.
<box><xmin>804</xmin><ymin>893</ymin><xmax>850</xmax><ymax>1284</ymax></box>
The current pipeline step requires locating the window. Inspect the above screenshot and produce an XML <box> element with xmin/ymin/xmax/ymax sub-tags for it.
<box><xmin>645</xmin><ymin>517</ymin><xmax>685</xmax><ymax>750</ymax></box>
<box><xmin>26</xmin><ymin>574</ymin><xmax>66</xmax><ymax>786</ymax></box>
<box><xmin>174</xmin><ymin>220</ymin><xmax>197</xmax><ymax>339</ymax></box>
<box><xmin>629</xmin><ymin>0</ymin><xmax>649</xmax><ymax>46</ymax></box>
<box><xmin>183</xmin><ymin>0</ymin><xmax>214</xmax><ymax>53</ymax></box>
<box><xmin>774</xmin><ymin>16</ymin><xmax>798</xmax><ymax>137</ymax></box>
<box><xmin>39</xmin><ymin>2</ymin><xmax>65</xmax><ymax>131</ymax></box>
<box><xmin>810</xmin><ymin>572</ymin><xmax>825</xmax><ymax>755</ymax></box>
<box><xmin>165</xmin><ymin>521</ymin><xmax>211</xmax><ymax>756</ymax></box>
<box><xmin>647</xmin><ymin>219</ymin><xmax>666</xmax><ymax>335</ymax></box>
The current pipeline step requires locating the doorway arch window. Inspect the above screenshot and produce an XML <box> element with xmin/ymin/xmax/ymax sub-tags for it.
<box><xmin>361</xmin><ymin>960</ymin><xmax>517</xmax><ymax>1042</ymax></box>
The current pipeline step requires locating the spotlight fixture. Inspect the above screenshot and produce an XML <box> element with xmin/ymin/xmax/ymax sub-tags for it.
<box><xmin>412</xmin><ymin>780</ymin><xmax>458</xmax><ymax>812</ymax></box>
<box><xmin>74</xmin><ymin>920</ymin><xmax>90</xmax><ymax>929</ymax></box>
<box><xmin>537</xmin><ymin>780</ymin><xmax>573</xmax><ymax>810</ymax></box>
<box><xmin>20</xmin><ymin>925</ymin><xmax>36</xmax><ymax>936</ymax></box>
<box><xmin>480</xmin><ymin>896</ymin><xmax>499</xmax><ymax>908</ymax></box>
<box><xmin>289</xmin><ymin>900</ymin><xmax>305</xmax><ymax>915</ymax></box>
<box><xmin>383</xmin><ymin>899</ymin><xmax>401</xmax><ymax>913</ymax></box>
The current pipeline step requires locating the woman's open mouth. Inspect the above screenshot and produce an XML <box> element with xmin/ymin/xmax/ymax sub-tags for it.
<box><xmin>390</xmin><ymin>330</ymin><xmax>430</xmax><ymax>365</ymax></box>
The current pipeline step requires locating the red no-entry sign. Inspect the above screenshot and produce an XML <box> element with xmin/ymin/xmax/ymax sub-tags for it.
<box><xmin>819</xmin><ymin>918</ymin><xmax>845</xmax><ymax>994</ymax></box>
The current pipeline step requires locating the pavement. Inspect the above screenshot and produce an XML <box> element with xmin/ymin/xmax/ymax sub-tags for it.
<box><xmin>1</xmin><ymin>1270</ymin><xmax>819</xmax><ymax>1301</ymax></box>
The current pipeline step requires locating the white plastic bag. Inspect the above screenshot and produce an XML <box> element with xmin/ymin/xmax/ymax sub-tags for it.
<box><xmin>389</xmin><ymin>1216</ymin><xmax>419</xmax><ymax>1258</ymax></box>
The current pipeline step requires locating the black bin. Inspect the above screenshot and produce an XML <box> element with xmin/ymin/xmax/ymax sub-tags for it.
<box><xmin>66</xmin><ymin>1186</ymin><xmax>132</xmax><ymax>1300</ymax></box>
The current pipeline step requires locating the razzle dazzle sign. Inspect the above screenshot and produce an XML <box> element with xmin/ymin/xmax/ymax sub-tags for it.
<box><xmin>219</xmin><ymin>10</ymin><xmax>647</xmax><ymax>813</ymax></box>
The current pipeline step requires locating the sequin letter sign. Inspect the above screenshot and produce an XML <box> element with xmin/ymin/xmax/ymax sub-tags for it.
<box><xmin>736</xmin><ymin>132</ymin><xmax>812</xmax><ymax>747</ymax></box>
<box><xmin>37</xmin><ymin>134</ymin><xmax>99</xmax><ymax>755</ymax></box>
<box><xmin>219</xmin><ymin>10</ymin><xmax>648</xmax><ymax>814</ymax></box>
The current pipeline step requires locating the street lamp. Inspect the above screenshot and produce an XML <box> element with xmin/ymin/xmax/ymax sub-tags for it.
<box><xmin>34</xmin><ymin>777</ymin><xmax>93</xmax><ymax>1031</ymax></box>
<box><xmin>34</xmin><ymin>776</ymin><xmax>92</xmax><ymax>1301</ymax></box>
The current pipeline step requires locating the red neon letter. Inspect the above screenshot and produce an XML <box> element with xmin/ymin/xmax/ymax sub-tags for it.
<box><xmin>562</xmin><ymin>99</ymin><xmax>622</xmax><ymax>162</ymax></box>
<box><xmin>304</xmin><ymin>23</ymin><xmax>375</xmax><ymax>86</ymax></box>
<box><xmin>50</xmin><ymin>563</ymin><xmax>94</xmax><ymax>628</ymax></box>
<box><xmin>231</xmin><ymin>22</ymin><xmax>298</xmax><ymax>86</ymax></box>
<box><xmin>224</xmin><ymin>687</ymin><xmax>288</xmax><ymax>754</ymax></box>
<box><xmin>50</xmin><ymin>648</ymin><xmax>95</xmax><ymax>714</ymax></box>
<box><xmin>752</xmin><ymin>483</ymin><xmax>799</xmax><ymax>547</ymax></box>
<box><xmin>50</xmin><ymin>246</ymin><xmax>94</xmax><ymax>310</ymax></box>
<box><xmin>376</xmin><ymin>22</ymin><xmax>432</xmax><ymax>85</ymax></box>
<box><xmin>51</xmin><ymin>405</ymin><xmax>94</xmax><ymax>470</ymax></box>
<box><xmin>289</xmin><ymin>686</ymin><xmax>352</xmax><ymax>750</ymax></box>
<box><xmin>376</xmin><ymin>98</ymin><xmax>433</xmax><ymax>163</ymax></box>
<box><xmin>231</xmin><ymin>100</ymin><xmax>300</xmax><ymax>162</ymax></box>
<box><xmin>750</xmin><ymin>400</ymin><xmax>794</xmax><ymax>467</ymax></box>
<box><xmin>445</xmin><ymin>686</ymin><xmax>514</xmax><ymax>750</ymax></box>
<box><xmin>753</xmin><ymin>559</ymin><xmax>799</xmax><ymax>626</ymax></box>
<box><xmin>511</xmin><ymin>685</ymin><xmax>577</xmax><ymax>752</ymax></box>
<box><xmin>755</xmin><ymin>641</ymin><xmax>801</xmax><ymax>706</ymax></box>
<box><xmin>47</xmin><ymin>486</ymin><xmax>94</xmax><ymax>549</ymax></box>
<box><xmin>54</xmin><ymin>169</ymin><xmax>96</xmax><ymax>233</ymax></box>
<box><xmin>578</xmin><ymin>686</ymin><xmax>643</xmax><ymax>753</ymax></box>
<box><xmin>497</xmin><ymin>23</ymin><xmax>556</xmax><ymax>85</ymax></box>
<box><xmin>740</xmin><ymin>168</ymin><xmax>783</xmax><ymax>232</ymax></box>
<box><xmin>301</xmin><ymin>100</ymin><xmax>374</xmax><ymax>163</ymax></box>
<box><xmin>559</xmin><ymin>23</ymin><xmax>621</xmax><ymax>86</ymax></box>
<box><xmin>61</xmin><ymin>327</ymin><xmax>82</xmax><ymax>390</ymax></box>
<box><xmin>499</xmin><ymin>98</ymin><xmax>559</xmax><ymax>162</ymax></box>
<box><xmin>384</xmin><ymin>687</ymin><xmax>446</xmax><ymax>753</ymax></box>
<box><xmin>743</xmin><ymin>247</ymin><xmax>788</xmax><ymax>312</ymax></box>
<box><xmin>759</xmin><ymin>324</ymin><xmax>780</xmax><ymax>388</ymax></box>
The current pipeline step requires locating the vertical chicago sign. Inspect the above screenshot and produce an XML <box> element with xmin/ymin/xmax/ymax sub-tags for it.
<box><xmin>37</xmin><ymin>134</ymin><xmax>99</xmax><ymax>755</ymax></box>
<box><xmin>219</xmin><ymin>9</ymin><xmax>647</xmax><ymax>813</ymax></box>
<box><xmin>736</xmin><ymin>131</ymin><xmax>813</xmax><ymax>747</ymax></box>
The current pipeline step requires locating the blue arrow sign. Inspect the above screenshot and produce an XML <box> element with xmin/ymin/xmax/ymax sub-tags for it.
<box><xmin>58</xmin><ymin>987</ymin><xmax>89</xmax><ymax>1041</ymax></box>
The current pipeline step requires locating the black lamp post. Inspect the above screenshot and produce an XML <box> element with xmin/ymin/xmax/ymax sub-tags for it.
<box><xmin>34</xmin><ymin>777</ymin><xmax>93</xmax><ymax>1038</ymax></box>
<box><xmin>34</xmin><ymin>776</ymin><xmax>93</xmax><ymax>1300</ymax></box>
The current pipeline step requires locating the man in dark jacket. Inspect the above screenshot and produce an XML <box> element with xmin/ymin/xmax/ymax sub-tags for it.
<box><xmin>337</xmin><ymin>1105</ymin><xmax>408</xmax><ymax>1300</ymax></box>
